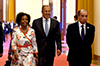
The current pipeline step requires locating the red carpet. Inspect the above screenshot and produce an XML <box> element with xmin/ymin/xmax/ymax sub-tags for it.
<box><xmin>53</xmin><ymin>54</ymin><xmax>96</xmax><ymax>66</ymax></box>
<box><xmin>53</xmin><ymin>54</ymin><xmax>68</xmax><ymax>66</ymax></box>
<box><xmin>0</xmin><ymin>41</ymin><xmax>10</xmax><ymax>66</ymax></box>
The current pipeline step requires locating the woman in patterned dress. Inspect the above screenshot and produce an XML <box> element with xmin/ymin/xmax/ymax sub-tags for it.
<box><xmin>11</xmin><ymin>12</ymin><xmax>38</xmax><ymax>66</ymax></box>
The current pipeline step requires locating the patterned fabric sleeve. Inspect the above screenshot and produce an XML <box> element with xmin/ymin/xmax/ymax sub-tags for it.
<box><xmin>31</xmin><ymin>30</ymin><xmax>38</xmax><ymax>54</ymax></box>
<box><xmin>11</xmin><ymin>28</ymin><xmax>17</xmax><ymax>51</ymax></box>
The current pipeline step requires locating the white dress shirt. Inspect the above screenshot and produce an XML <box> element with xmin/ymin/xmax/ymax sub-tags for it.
<box><xmin>2</xmin><ymin>23</ymin><xmax>5</xmax><ymax>30</ymax></box>
<box><xmin>11</xmin><ymin>22</ymin><xmax>13</xmax><ymax>29</ymax></box>
<box><xmin>43</xmin><ymin>17</ymin><xmax>50</xmax><ymax>33</ymax></box>
<box><xmin>78</xmin><ymin>21</ymin><xmax>86</xmax><ymax>36</ymax></box>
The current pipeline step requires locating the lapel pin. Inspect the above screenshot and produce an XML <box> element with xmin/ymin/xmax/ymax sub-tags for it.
<box><xmin>87</xmin><ymin>27</ymin><xmax>89</xmax><ymax>29</ymax></box>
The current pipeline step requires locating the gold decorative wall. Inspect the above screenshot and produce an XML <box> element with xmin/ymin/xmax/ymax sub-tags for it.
<box><xmin>8</xmin><ymin>0</ymin><xmax>15</xmax><ymax>23</ymax></box>
<box><xmin>78</xmin><ymin>0</ymin><xmax>94</xmax><ymax>25</ymax></box>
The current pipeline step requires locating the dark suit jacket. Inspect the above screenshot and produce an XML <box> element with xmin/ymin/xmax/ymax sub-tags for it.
<box><xmin>66</xmin><ymin>21</ymin><xmax>95</xmax><ymax>64</ymax></box>
<box><xmin>0</xmin><ymin>21</ymin><xmax>3</xmax><ymax>53</ymax></box>
<box><xmin>32</xmin><ymin>17</ymin><xmax>61</xmax><ymax>57</ymax></box>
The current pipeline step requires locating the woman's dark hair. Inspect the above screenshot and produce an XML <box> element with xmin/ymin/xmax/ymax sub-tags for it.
<box><xmin>74</xmin><ymin>15</ymin><xmax>78</xmax><ymax>20</ymax></box>
<box><xmin>16</xmin><ymin>12</ymin><xmax>31</xmax><ymax>26</ymax></box>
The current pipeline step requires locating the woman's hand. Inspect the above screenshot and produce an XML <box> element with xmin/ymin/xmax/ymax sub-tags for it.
<box><xmin>14</xmin><ymin>53</ymin><xmax>19</xmax><ymax>60</ymax></box>
<box><xmin>35</xmin><ymin>53</ymin><xmax>38</xmax><ymax>65</ymax></box>
<box><xmin>14</xmin><ymin>51</ymin><xmax>19</xmax><ymax>60</ymax></box>
<box><xmin>8</xmin><ymin>55</ymin><xmax>12</xmax><ymax>60</ymax></box>
<box><xmin>35</xmin><ymin>57</ymin><xmax>38</xmax><ymax>65</ymax></box>
<box><xmin>13</xmin><ymin>51</ymin><xmax>19</xmax><ymax>63</ymax></box>
<box><xmin>0</xmin><ymin>53</ymin><xmax>3</xmax><ymax>57</ymax></box>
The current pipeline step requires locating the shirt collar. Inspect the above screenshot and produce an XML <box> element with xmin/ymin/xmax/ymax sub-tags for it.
<box><xmin>43</xmin><ymin>17</ymin><xmax>50</xmax><ymax>22</ymax></box>
<box><xmin>78</xmin><ymin>21</ymin><xmax>86</xmax><ymax>28</ymax></box>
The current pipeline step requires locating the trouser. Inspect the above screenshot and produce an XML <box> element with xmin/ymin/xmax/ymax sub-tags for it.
<box><xmin>38</xmin><ymin>56</ymin><xmax>54</xmax><ymax>66</ymax></box>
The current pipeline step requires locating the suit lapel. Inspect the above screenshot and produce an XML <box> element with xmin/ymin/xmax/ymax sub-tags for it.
<box><xmin>75</xmin><ymin>22</ymin><xmax>82</xmax><ymax>40</ymax></box>
<box><xmin>79</xmin><ymin>22</ymin><xmax>90</xmax><ymax>40</ymax></box>
<box><xmin>84</xmin><ymin>23</ymin><xmax>90</xmax><ymax>38</ymax></box>
<box><xmin>48</xmin><ymin>18</ymin><xmax>53</xmax><ymax>35</ymax></box>
<box><xmin>86</xmin><ymin>23</ymin><xmax>89</xmax><ymax>34</ymax></box>
<box><xmin>75</xmin><ymin>22</ymin><xmax>90</xmax><ymax>41</ymax></box>
<box><xmin>40</xmin><ymin>17</ymin><xmax>46</xmax><ymax>36</ymax></box>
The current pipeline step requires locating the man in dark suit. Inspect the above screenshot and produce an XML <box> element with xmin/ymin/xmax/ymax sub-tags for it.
<box><xmin>66</xmin><ymin>9</ymin><xmax>95</xmax><ymax>66</ymax></box>
<box><xmin>53</xmin><ymin>16</ymin><xmax>61</xmax><ymax>31</ymax></box>
<box><xmin>32</xmin><ymin>5</ymin><xmax>61</xmax><ymax>66</ymax></box>
<box><xmin>0</xmin><ymin>21</ymin><xmax>3</xmax><ymax>57</ymax></box>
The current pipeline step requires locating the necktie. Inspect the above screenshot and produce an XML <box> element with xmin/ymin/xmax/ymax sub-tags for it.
<box><xmin>81</xmin><ymin>25</ymin><xmax>84</xmax><ymax>40</ymax></box>
<box><xmin>45</xmin><ymin>19</ymin><xmax>48</xmax><ymax>36</ymax></box>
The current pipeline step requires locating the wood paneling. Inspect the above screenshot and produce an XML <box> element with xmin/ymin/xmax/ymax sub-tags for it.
<box><xmin>0</xmin><ymin>0</ymin><xmax>3</xmax><ymax>22</ymax></box>
<box><xmin>60</xmin><ymin>0</ymin><xmax>63</xmax><ymax>40</ymax></box>
<box><xmin>76</xmin><ymin>0</ymin><xmax>78</xmax><ymax>14</ymax></box>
